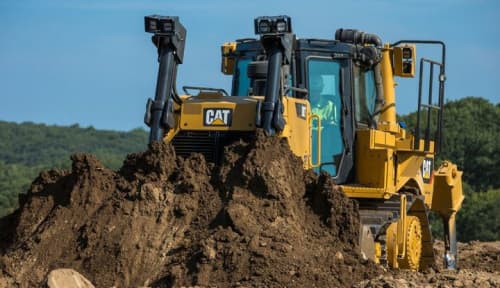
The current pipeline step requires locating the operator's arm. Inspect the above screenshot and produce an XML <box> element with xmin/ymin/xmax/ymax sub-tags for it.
<box><xmin>325</xmin><ymin>100</ymin><xmax>338</xmax><ymax>126</ymax></box>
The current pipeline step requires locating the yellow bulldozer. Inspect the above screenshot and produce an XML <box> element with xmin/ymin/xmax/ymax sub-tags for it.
<box><xmin>142</xmin><ymin>15</ymin><xmax>464</xmax><ymax>270</ymax></box>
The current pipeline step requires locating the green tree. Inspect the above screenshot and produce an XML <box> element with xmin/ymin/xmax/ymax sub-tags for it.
<box><xmin>400</xmin><ymin>97</ymin><xmax>500</xmax><ymax>191</ymax></box>
<box><xmin>0</xmin><ymin>121</ymin><xmax>148</xmax><ymax>217</ymax></box>
<box><xmin>456</xmin><ymin>188</ymin><xmax>500</xmax><ymax>241</ymax></box>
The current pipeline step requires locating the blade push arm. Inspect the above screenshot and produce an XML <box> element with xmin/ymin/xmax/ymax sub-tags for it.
<box><xmin>144</xmin><ymin>15</ymin><xmax>186</xmax><ymax>143</ymax></box>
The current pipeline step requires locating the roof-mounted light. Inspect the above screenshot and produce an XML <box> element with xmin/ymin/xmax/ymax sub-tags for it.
<box><xmin>254</xmin><ymin>15</ymin><xmax>292</xmax><ymax>35</ymax></box>
<box><xmin>258</xmin><ymin>20</ymin><xmax>271</xmax><ymax>34</ymax></box>
<box><xmin>144</xmin><ymin>15</ymin><xmax>186</xmax><ymax>63</ymax></box>
<box><xmin>276</xmin><ymin>19</ymin><xmax>288</xmax><ymax>32</ymax></box>
<box><xmin>145</xmin><ymin>15</ymin><xmax>179</xmax><ymax>35</ymax></box>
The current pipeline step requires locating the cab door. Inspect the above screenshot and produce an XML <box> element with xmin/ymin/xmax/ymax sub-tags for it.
<box><xmin>306</xmin><ymin>56</ymin><xmax>345</xmax><ymax>177</ymax></box>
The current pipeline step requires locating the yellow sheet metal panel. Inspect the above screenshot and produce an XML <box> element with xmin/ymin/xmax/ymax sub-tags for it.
<box><xmin>357</xmin><ymin>149</ymin><xmax>390</xmax><ymax>188</ymax></box>
<box><xmin>431</xmin><ymin>161</ymin><xmax>464</xmax><ymax>215</ymax></box>
<box><xmin>395</xmin><ymin>136</ymin><xmax>413</xmax><ymax>150</ymax></box>
<box><xmin>179</xmin><ymin>97</ymin><xmax>257</xmax><ymax>131</ymax></box>
<box><xmin>355</xmin><ymin>129</ymin><xmax>396</xmax><ymax>193</ymax></box>
<box><xmin>281</xmin><ymin>97</ymin><xmax>311</xmax><ymax>169</ymax></box>
<box><xmin>341</xmin><ymin>185</ymin><xmax>389</xmax><ymax>199</ymax></box>
<box><xmin>163</xmin><ymin>100</ymin><xmax>183</xmax><ymax>142</ymax></box>
<box><xmin>394</xmin><ymin>152</ymin><xmax>426</xmax><ymax>194</ymax></box>
<box><xmin>396</xmin><ymin>134</ymin><xmax>435</xmax><ymax>154</ymax></box>
<box><xmin>420</xmin><ymin>156</ymin><xmax>436</xmax><ymax>207</ymax></box>
<box><xmin>370</xmin><ymin>129</ymin><xmax>396</xmax><ymax>149</ymax></box>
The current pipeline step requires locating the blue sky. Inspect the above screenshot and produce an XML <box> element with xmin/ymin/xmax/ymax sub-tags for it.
<box><xmin>0</xmin><ymin>0</ymin><xmax>498</xmax><ymax>131</ymax></box>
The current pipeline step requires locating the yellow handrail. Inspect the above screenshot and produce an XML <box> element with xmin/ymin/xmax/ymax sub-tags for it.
<box><xmin>309</xmin><ymin>114</ymin><xmax>321</xmax><ymax>168</ymax></box>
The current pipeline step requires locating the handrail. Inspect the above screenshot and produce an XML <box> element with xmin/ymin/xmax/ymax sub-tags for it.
<box><xmin>309</xmin><ymin>114</ymin><xmax>321</xmax><ymax>168</ymax></box>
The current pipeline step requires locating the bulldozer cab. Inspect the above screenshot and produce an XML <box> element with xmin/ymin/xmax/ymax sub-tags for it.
<box><xmin>226</xmin><ymin>36</ymin><xmax>382</xmax><ymax>178</ymax></box>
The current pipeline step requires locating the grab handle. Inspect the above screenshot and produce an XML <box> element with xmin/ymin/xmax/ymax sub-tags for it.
<box><xmin>309</xmin><ymin>114</ymin><xmax>321</xmax><ymax>168</ymax></box>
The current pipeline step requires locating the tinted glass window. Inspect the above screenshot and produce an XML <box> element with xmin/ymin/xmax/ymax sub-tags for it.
<box><xmin>354</xmin><ymin>66</ymin><xmax>377</xmax><ymax>123</ymax></box>
<box><xmin>235</xmin><ymin>58</ymin><xmax>251</xmax><ymax>96</ymax></box>
<box><xmin>308</xmin><ymin>58</ymin><xmax>343</xmax><ymax>176</ymax></box>
<box><xmin>233</xmin><ymin>56</ymin><xmax>295</xmax><ymax>97</ymax></box>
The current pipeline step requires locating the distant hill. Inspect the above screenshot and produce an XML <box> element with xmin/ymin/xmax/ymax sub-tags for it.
<box><xmin>0</xmin><ymin>121</ymin><xmax>148</xmax><ymax>216</ymax></box>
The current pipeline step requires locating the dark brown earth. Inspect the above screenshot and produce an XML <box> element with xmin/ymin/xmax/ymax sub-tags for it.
<box><xmin>0</xmin><ymin>130</ymin><xmax>380</xmax><ymax>287</ymax></box>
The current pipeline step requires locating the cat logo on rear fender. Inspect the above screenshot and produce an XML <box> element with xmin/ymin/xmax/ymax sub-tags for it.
<box><xmin>421</xmin><ymin>157</ymin><xmax>434</xmax><ymax>184</ymax></box>
<box><xmin>204</xmin><ymin>108</ymin><xmax>232</xmax><ymax>126</ymax></box>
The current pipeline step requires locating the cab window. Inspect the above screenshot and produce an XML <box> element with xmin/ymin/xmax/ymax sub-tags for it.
<box><xmin>353</xmin><ymin>65</ymin><xmax>377</xmax><ymax>124</ymax></box>
<box><xmin>233</xmin><ymin>58</ymin><xmax>251</xmax><ymax>96</ymax></box>
<box><xmin>308</xmin><ymin>58</ymin><xmax>343</xmax><ymax>176</ymax></box>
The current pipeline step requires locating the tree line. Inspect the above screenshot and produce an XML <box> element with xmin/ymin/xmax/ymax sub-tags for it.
<box><xmin>0</xmin><ymin>121</ymin><xmax>148</xmax><ymax>216</ymax></box>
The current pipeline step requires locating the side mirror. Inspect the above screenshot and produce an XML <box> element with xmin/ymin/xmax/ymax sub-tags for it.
<box><xmin>393</xmin><ymin>45</ymin><xmax>416</xmax><ymax>78</ymax></box>
<box><xmin>221</xmin><ymin>42</ymin><xmax>237</xmax><ymax>75</ymax></box>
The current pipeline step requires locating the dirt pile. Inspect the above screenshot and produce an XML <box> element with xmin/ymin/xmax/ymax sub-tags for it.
<box><xmin>0</xmin><ymin>130</ymin><xmax>378</xmax><ymax>287</ymax></box>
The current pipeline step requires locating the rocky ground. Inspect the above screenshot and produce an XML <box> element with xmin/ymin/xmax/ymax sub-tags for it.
<box><xmin>0</xmin><ymin>130</ymin><xmax>498</xmax><ymax>287</ymax></box>
<box><xmin>356</xmin><ymin>241</ymin><xmax>499</xmax><ymax>288</ymax></box>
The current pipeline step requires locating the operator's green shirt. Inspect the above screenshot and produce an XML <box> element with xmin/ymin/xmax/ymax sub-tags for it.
<box><xmin>312</xmin><ymin>100</ymin><xmax>337</xmax><ymax>125</ymax></box>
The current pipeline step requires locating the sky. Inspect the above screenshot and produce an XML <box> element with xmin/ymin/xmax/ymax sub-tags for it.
<box><xmin>0</xmin><ymin>0</ymin><xmax>499</xmax><ymax>131</ymax></box>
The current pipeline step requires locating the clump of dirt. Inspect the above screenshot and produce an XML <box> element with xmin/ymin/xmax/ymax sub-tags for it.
<box><xmin>355</xmin><ymin>241</ymin><xmax>500</xmax><ymax>288</ymax></box>
<box><xmin>0</xmin><ymin>130</ymin><xmax>378</xmax><ymax>287</ymax></box>
<box><xmin>435</xmin><ymin>241</ymin><xmax>500</xmax><ymax>273</ymax></box>
<box><xmin>157</xmin><ymin>131</ymin><xmax>372</xmax><ymax>287</ymax></box>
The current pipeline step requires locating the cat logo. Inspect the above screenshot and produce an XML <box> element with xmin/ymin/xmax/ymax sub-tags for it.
<box><xmin>421</xmin><ymin>157</ymin><xmax>434</xmax><ymax>184</ymax></box>
<box><xmin>204</xmin><ymin>108</ymin><xmax>232</xmax><ymax>126</ymax></box>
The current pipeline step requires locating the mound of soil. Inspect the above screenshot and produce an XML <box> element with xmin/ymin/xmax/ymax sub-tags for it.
<box><xmin>0</xmin><ymin>130</ymin><xmax>378</xmax><ymax>287</ymax></box>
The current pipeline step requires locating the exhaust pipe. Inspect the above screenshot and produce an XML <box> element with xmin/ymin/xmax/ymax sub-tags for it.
<box><xmin>335</xmin><ymin>28</ymin><xmax>382</xmax><ymax>47</ymax></box>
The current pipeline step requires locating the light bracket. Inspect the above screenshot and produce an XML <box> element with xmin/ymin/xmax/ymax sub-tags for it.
<box><xmin>144</xmin><ymin>15</ymin><xmax>186</xmax><ymax>63</ymax></box>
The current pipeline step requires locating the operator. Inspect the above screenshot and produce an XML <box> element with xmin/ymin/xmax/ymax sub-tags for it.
<box><xmin>309</xmin><ymin>76</ymin><xmax>338</xmax><ymax>126</ymax></box>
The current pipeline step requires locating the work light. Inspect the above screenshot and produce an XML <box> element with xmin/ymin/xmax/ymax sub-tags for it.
<box><xmin>145</xmin><ymin>15</ymin><xmax>177</xmax><ymax>35</ymax></box>
<box><xmin>258</xmin><ymin>20</ymin><xmax>271</xmax><ymax>34</ymax></box>
<box><xmin>402</xmin><ymin>47</ymin><xmax>413</xmax><ymax>59</ymax></box>
<box><xmin>254</xmin><ymin>16</ymin><xmax>292</xmax><ymax>35</ymax></box>
<box><xmin>276</xmin><ymin>20</ymin><xmax>287</xmax><ymax>32</ymax></box>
